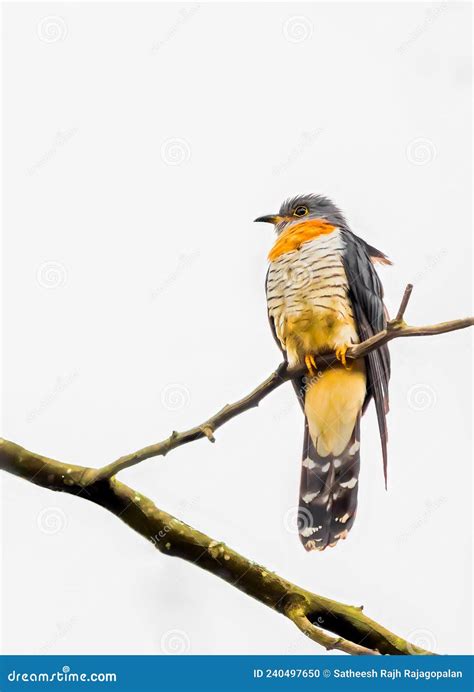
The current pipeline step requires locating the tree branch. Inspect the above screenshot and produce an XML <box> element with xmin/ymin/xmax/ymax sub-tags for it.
<box><xmin>0</xmin><ymin>438</ymin><xmax>432</xmax><ymax>655</ymax></box>
<box><xmin>91</xmin><ymin>284</ymin><xmax>473</xmax><ymax>482</ymax></box>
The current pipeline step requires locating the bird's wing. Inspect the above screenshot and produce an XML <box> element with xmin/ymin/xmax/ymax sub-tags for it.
<box><xmin>340</xmin><ymin>229</ymin><xmax>391</xmax><ymax>486</ymax></box>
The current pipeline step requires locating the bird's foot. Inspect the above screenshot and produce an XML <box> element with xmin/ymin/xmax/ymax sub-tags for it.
<box><xmin>304</xmin><ymin>354</ymin><xmax>318</xmax><ymax>378</ymax></box>
<box><xmin>335</xmin><ymin>344</ymin><xmax>352</xmax><ymax>369</ymax></box>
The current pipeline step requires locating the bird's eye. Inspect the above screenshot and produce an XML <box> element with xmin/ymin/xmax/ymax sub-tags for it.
<box><xmin>293</xmin><ymin>206</ymin><xmax>308</xmax><ymax>217</ymax></box>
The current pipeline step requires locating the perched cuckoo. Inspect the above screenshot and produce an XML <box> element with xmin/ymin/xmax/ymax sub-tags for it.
<box><xmin>256</xmin><ymin>194</ymin><xmax>391</xmax><ymax>551</ymax></box>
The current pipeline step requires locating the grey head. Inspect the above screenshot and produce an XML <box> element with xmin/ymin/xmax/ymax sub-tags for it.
<box><xmin>254</xmin><ymin>193</ymin><xmax>347</xmax><ymax>233</ymax></box>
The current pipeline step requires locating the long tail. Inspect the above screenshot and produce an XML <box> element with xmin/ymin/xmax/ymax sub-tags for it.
<box><xmin>298</xmin><ymin>364</ymin><xmax>366</xmax><ymax>551</ymax></box>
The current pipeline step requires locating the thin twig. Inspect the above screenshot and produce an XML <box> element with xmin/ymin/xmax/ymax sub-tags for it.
<box><xmin>91</xmin><ymin>284</ymin><xmax>473</xmax><ymax>482</ymax></box>
<box><xmin>395</xmin><ymin>283</ymin><xmax>413</xmax><ymax>322</ymax></box>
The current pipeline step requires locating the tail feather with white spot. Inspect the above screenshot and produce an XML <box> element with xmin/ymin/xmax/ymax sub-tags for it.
<box><xmin>298</xmin><ymin>416</ymin><xmax>361</xmax><ymax>551</ymax></box>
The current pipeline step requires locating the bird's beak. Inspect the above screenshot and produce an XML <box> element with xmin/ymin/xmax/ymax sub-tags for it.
<box><xmin>254</xmin><ymin>214</ymin><xmax>282</xmax><ymax>224</ymax></box>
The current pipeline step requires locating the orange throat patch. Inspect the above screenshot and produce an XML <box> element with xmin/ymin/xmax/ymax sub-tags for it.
<box><xmin>268</xmin><ymin>219</ymin><xmax>336</xmax><ymax>261</ymax></box>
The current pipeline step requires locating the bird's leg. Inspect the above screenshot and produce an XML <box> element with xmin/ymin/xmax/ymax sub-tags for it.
<box><xmin>304</xmin><ymin>354</ymin><xmax>318</xmax><ymax>377</ymax></box>
<box><xmin>335</xmin><ymin>344</ymin><xmax>352</xmax><ymax>370</ymax></box>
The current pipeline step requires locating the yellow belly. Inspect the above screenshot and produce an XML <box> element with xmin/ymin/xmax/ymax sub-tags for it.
<box><xmin>281</xmin><ymin>301</ymin><xmax>359</xmax><ymax>367</ymax></box>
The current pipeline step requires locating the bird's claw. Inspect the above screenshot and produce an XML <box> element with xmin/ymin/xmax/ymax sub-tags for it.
<box><xmin>335</xmin><ymin>345</ymin><xmax>352</xmax><ymax>369</ymax></box>
<box><xmin>304</xmin><ymin>354</ymin><xmax>318</xmax><ymax>378</ymax></box>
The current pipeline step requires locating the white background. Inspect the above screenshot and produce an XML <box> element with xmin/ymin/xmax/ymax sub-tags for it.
<box><xmin>1</xmin><ymin>1</ymin><xmax>472</xmax><ymax>655</ymax></box>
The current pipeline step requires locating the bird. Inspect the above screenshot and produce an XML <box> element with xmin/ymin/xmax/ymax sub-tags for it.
<box><xmin>255</xmin><ymin>194</ymin><xmax>391</xmax><ymax>551</ymax></box>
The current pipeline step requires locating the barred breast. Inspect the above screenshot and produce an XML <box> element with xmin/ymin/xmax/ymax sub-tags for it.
<box><xmin>266</xmin><ymin>229</ymin><xmax>359</xmax><ymax>366</ymax></box>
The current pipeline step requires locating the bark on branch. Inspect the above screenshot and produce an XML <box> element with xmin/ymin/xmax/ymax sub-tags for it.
<box><xmin>1</xmin><ymin>284</ymin><xmax>472</xmax><ymax>655</ymax></box>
